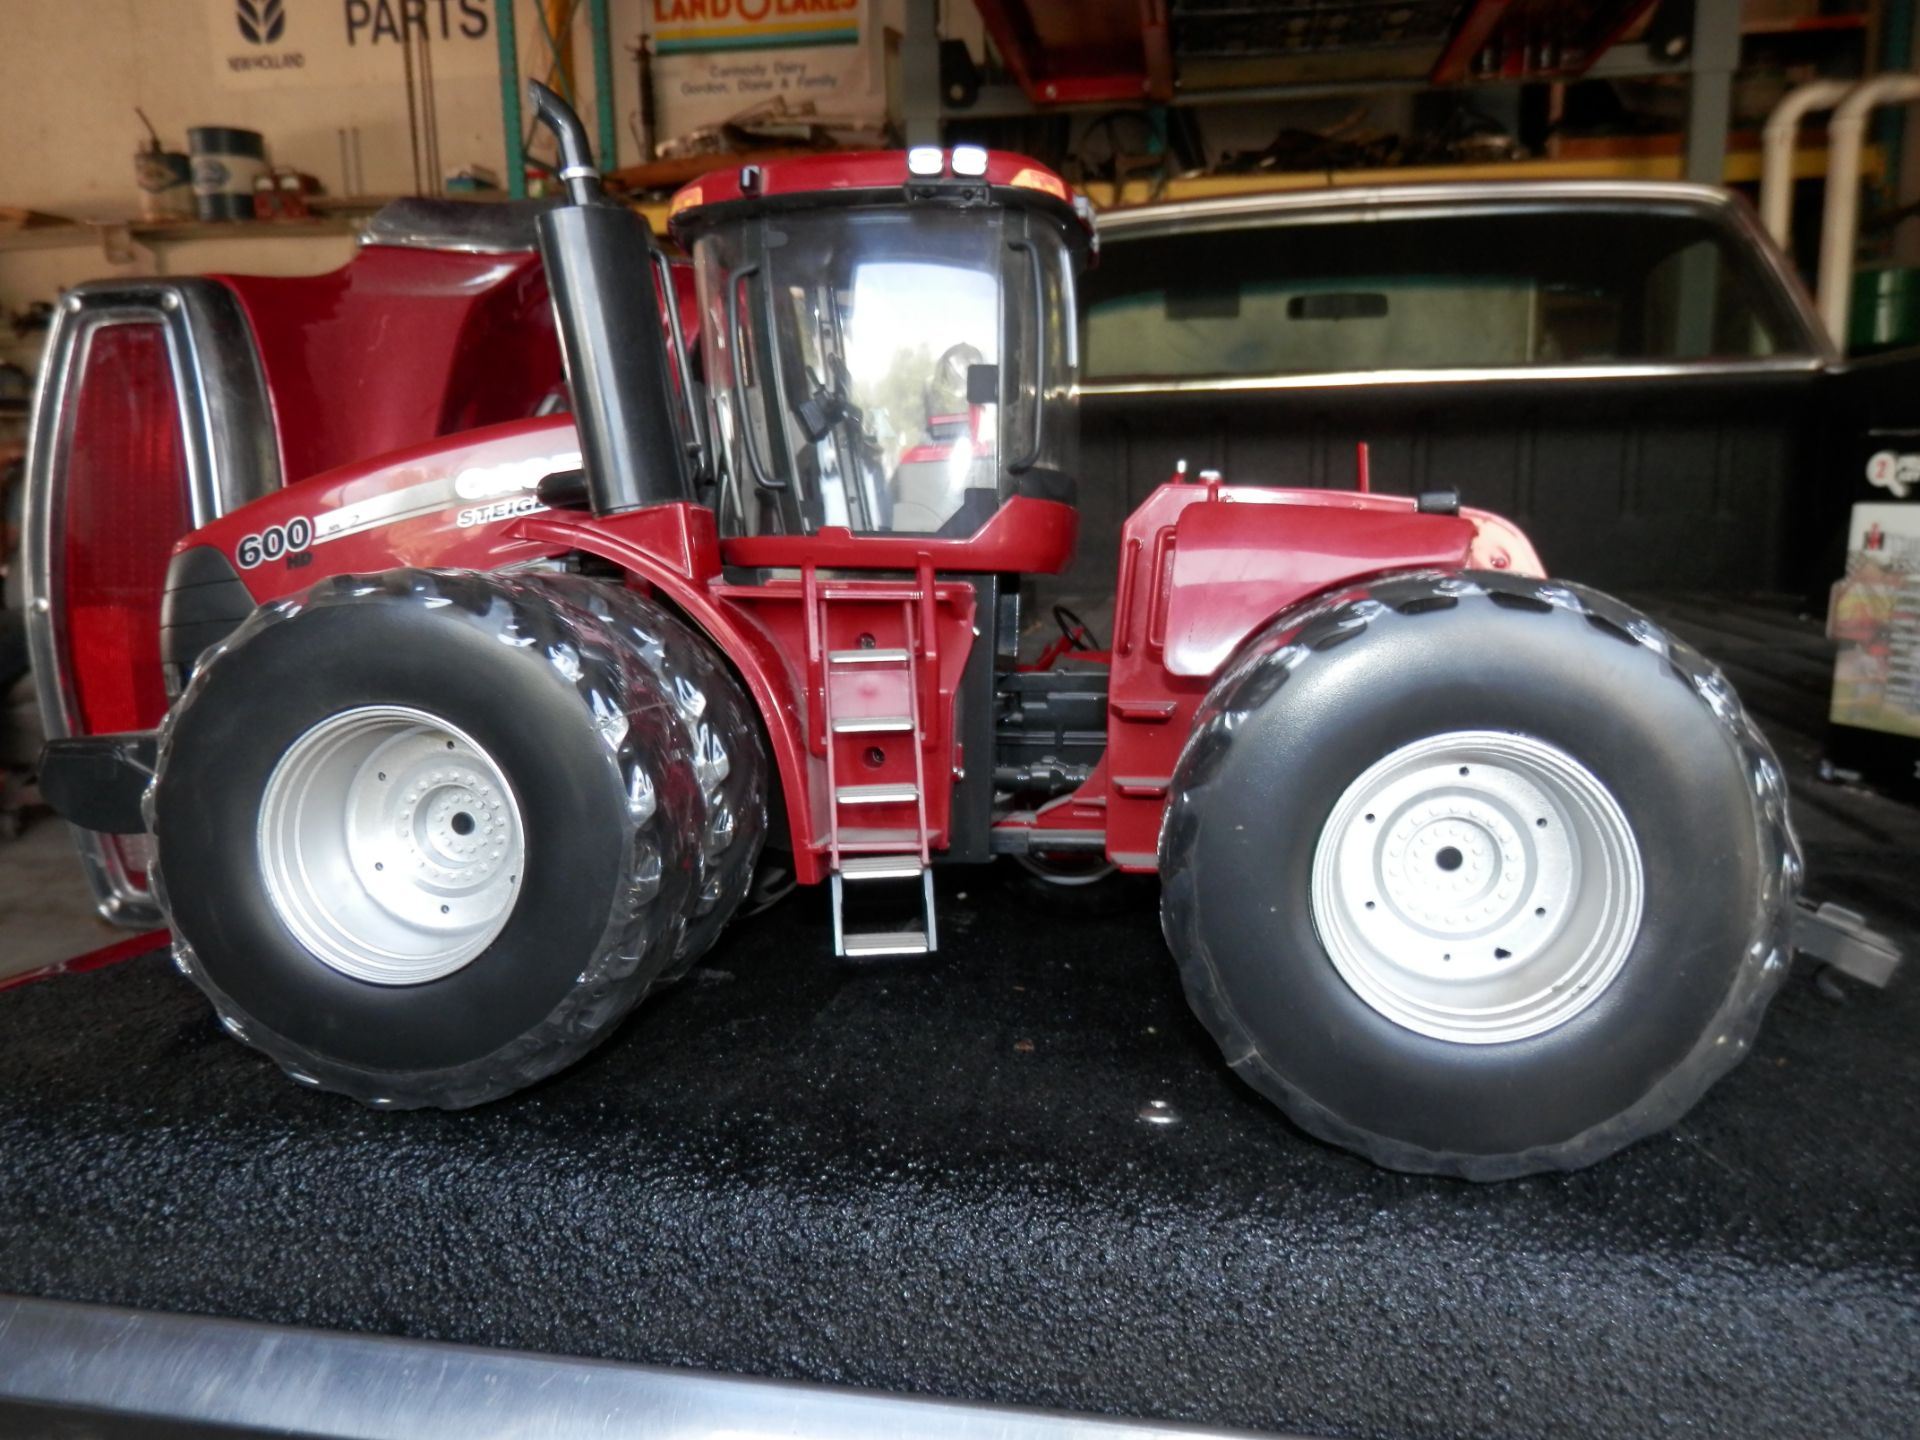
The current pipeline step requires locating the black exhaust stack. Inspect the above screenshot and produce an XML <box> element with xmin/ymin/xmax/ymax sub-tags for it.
<box><xmin>527</xmin><ymin>80</ymin><xmax>692</xmax><ymax>515</ymax></box>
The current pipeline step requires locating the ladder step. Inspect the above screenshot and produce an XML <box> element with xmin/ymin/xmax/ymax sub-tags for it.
<box><xmin>838</xmin><ymin>854</ymin><xmax>925</xmax><ymax>881</ymax></box>
<box><xmin>829</xmin><ymin>648</ymin><xmax>910</xmax><ymax>666</ymax></box>
<box><xmin>836</xmin><ymin>782</ymin><xmax>919</xmax><ymax>805</ymax></box>
<box><xmin>842</xmin><ymin>930</ymin><xmax>931</xmax><ymax>958</ymax></box>
<box><xmin>821</xmin><ymin>586</ymin><xmax>923</xmax><ymax>602</ymax></box>
<box><xmin>836</xmin><ymin>827</ymin><xmax>925</xmax><ymax>850</ymax></box>
<box><xmin>832</xmin><ymin>714</ymin><xmax>913</xmax><ymax>734</ymax></box>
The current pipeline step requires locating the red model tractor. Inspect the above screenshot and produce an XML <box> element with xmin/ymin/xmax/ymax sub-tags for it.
<box><xmin>30</xmin><ymin>85</ymin><xmax>1802</xmax><ymax>1178</ymax></box>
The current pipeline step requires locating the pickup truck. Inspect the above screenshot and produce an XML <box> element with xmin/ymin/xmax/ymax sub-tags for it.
<box><xmin>1071</xmin><ymin>179</ymin><xmax>1866</xmax><ymax>605</ymax></box>
<box><xmin>13</xmin><ymin>177</ymin><xmax>1901</xmax><ymax>924</ymax></box>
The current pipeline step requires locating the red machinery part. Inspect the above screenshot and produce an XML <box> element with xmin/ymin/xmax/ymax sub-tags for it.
<box><xmin>51</xmin><ymin>321</ymin><xmax>192</xmax><ymax>906</ymax></box>
<box><xmin>218</xmin><ymin>246</ymin><xmax>563</xmax><ymax>487</ymax></box>
<box><xmin>181</xmin><ymin>415</ymin><xmax>1005</xmax><ymax>887</ymax></box>
<box><xmin>193</xmin><ymin>403</ymin><xmax>1535</xmax><ymax>883</ymax></box>
<box><xmin>1032</xmin><ymin>478</ymin><xmax>1543</xmax><ymax>869</ymax></box>
<box><xmin>968</xmin><ymin>0</ymin><xmax>1171</xmax><ymax>106</ymax></box>
<box><xmin>967</xmin><ymin>0</ymin><xmax>1666</xmax><ymax>102</ymax></box>
<box><xmin>1157</xmin><ymin>493</ymin><xmax>1476</xmax><ymax>677</ymax></box>
<box><xmin>61</xmin><ymin>323</ymin><xmax>190</xmax><ymax>739</ymax></box>
<box><xmin>1429</xmin><ymin>0</ymin><xmax>1664</xmax><ymax>84</ymax></box>
<box><xmin>29</xmin><ymin>87</ymin><xmax>1825</xmax><ymax>1175</ymax></box>
<box><xmin>722</xmin><ymin>496</ymin><xmax>1076</xmax><ymax>576</ymax></box>
<box><xmin>667</xmin><ymin>149</ymin><xmax>1087</xmax><ymax>231</ymax></box>
<box><xmin>181</xmin><ymin>414</ymin><xmax>588</xmax><ymax>589</ymax></box>
<box><xmin>0</xmin><ymin>930</ymin><xmax>169</xmax><ymax>995</ymax></box>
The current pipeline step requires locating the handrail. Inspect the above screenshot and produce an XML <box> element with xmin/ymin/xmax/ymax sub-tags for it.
<box><xmin>1759</xmin><ymin>79</ymin><xmax>1854</xmax><ymax>248</ymax></box>
<box><xmin>651</xmin><ymin>248</ymin><xmax>708</xmax><ymax>481</ymax></box>
<box><xmin>1816</xmin><ymin>73</ymin><xmax>1920</xmax><ymax>347</ymax></box>
<box><xmin>725</xmin><ymin>263</ymin><xmax>781</xmax><ymax>490</ymax></box>
<box><xmin>1006</xmin><ymin>238</ymin><xmax>1046</xmax><ymax>473</ymax></box>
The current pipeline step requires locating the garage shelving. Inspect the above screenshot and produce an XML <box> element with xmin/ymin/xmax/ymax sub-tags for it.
<box><xmin>920</xmin><ymin>1</ymin><xmax>1889</xmax><ymax>193</ymax></box>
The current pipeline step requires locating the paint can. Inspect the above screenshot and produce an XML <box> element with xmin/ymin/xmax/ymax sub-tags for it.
<box><xmin>188</xmin><ymin>126</ymin><xmax>268</xmax><ymax>221</ymax></box>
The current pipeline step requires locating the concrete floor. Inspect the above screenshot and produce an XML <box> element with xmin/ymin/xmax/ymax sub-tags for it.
<box><xmin>0</xmin><ymin>675</ymin><xmax>122</xmax><ymax>982</ymax></box>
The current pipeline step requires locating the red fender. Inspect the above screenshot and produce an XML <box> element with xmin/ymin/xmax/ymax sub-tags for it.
<box><xmin>1098</xmin><ymin>479</ymin><xmax>1546</xmax><ymax>869</ymax></box>
<box><xmin>510</xmin><ymin>508</ymin><xmax>822</xmax><ymax>882</ymax></box>
<box><xmin>176</xmin><ymin>421</ymin><xmax>822</xmax><ymax>879</ymax></box>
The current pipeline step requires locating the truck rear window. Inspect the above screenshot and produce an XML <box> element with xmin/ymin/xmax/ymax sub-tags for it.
<box><xmin>1084</xmin><ymin>206</ymin><xmax>1804</xmax><ymax>380</ymax></box>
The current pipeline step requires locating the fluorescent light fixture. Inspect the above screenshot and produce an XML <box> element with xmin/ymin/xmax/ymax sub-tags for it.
<box><xmin>907</xmin><ymin>146</ymin><xmax>945</xmax><ymax>177</ymax></box>
<box><xmin>950</xmin><ymin>145</ymin><xmax>988</xmax><ymax>177</ymax></box>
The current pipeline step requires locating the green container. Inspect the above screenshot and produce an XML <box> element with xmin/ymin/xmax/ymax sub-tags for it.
<box><xmin>1850</xmin><ymin>265</ymin><xmax>1920</xmax><ymax>350</ymax></box>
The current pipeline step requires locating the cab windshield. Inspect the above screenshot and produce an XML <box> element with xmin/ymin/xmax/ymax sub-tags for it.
<box><xmin>694</xmin><ymin>204</ymin><xmax>1075</xmax><ymax>538</ymax></box>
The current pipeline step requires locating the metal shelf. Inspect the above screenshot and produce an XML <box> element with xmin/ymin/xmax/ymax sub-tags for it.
<box><xmin>917</xmin><ymin>1</ymin><xmax>1745</xmax><ymax>186</ymax></box>
<box><xmin>0</xmin><ymin>198</ymin><xmax>675</xmax><ymax>257</ymax></box>
<box><xmin>0</xmin><ymin>216</ymin><xmax>362</xmax><ymax>255</ymax></box>
<box><xmin>0</xmin><ymin>196</ymin><xmax>407</xmax><ymax>255</ymax></box>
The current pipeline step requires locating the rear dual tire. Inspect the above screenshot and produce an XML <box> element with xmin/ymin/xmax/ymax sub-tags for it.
<box><xmin>151</xmin><ymin>569</ymin><xmax>765</xmax><ymax>1109</ymax></box>
<box><xmin>1160</xmin><ymin>572</ymin><xmax>1800</xmax><ymax>1180</ymax></box>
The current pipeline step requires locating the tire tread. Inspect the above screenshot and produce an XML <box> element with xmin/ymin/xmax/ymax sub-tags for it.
<box><xmin>151</xmin><ymin>569</ymin><xmax>724</xmax><ymax>1109</ymax></box>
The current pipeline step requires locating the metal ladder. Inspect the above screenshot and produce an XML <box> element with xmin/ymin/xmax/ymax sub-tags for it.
<box><xmin>813</xmin><ymin>578</ymin><xmax>938</xmax><ymax>958</ymax></box>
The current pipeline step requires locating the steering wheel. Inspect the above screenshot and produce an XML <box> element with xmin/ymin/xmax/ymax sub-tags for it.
<box><xmin>1053</xmin><ymin>605</ymin><xmax>1099</xmax><ymax>652</ymax></box>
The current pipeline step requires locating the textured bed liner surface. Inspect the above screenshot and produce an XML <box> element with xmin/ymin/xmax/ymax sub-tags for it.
<box><xmin>0</xmin><ymin>595</ymin><xmax>1914</xmax><ymax>1440</ymax></box>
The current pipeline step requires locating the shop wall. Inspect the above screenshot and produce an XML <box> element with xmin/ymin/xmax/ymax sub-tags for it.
<box><xmin>0</xmin><ymin>0</ymin><xmax>898</xmax><ymax>373</ymax></box>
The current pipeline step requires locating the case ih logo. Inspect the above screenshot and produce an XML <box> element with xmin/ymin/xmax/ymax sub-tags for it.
<box><xmin>236</xmin><ymin>0</ymin><xmax>287</xmax><ymax>43</ymax></box>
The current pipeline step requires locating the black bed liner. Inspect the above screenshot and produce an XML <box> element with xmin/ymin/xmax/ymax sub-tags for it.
<box><xmin>0</xmin><ymin>595</ymin><xmax>1913</xmax><ymax>1440</ymax></box>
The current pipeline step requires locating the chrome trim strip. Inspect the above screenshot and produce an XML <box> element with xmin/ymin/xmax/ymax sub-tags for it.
<box><xmin>1078</xmin><ymin>357</ymin><xmax>1826</xmax><ymax>398</ymax></box>
<box><xmin>1090</xmin><ymin>180</ymin><xmax>1741</xmax><ymax>235</ymax></box>
<box><xmin>311</xmin><ymin>478</ymin><xmax>460</xmax><ymax>541</ymax></box>
<box><xmin>0</xmin><ymin>1295</ymin><xmax>1292</xmax><ymax>1440</ymax></box>
<box><xmin>21</xmin><ymin>279</ymin><xmax>280</xmax><ymax>927</ymax></box>
<box><xmin>358</xmin><ymin>195</ymin><xmax>558</xmax><ymax>254</ymax></box>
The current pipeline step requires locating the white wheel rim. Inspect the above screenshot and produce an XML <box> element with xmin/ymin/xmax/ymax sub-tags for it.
<box><xmin>258</xmin><ymin>705</ymin><xmax>526</xmax><ymax>986</ymax></box>
<box><xmin>1309</xmin><ymin>730</ymin><xmax>1642</xmax><ymax>1045</ymax></box>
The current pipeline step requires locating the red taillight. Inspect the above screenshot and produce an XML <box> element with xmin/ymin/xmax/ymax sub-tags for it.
<box><xmin>61</xmin><ymin>323</ymin><xmax>190</xmax><ymax>737</ymax></box>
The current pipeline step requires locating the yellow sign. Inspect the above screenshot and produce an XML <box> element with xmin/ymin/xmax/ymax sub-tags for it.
<box><xmin>649</xmin><ymin>0</ymin><xmax>861</xmax><ymax>55</ymax></box>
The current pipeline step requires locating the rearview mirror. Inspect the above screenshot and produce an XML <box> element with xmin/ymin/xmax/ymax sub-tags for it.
<box><xmin>1288</xmin><ymin>292</ymin><xmax>1389</xmax><ymax>321</ymax></box>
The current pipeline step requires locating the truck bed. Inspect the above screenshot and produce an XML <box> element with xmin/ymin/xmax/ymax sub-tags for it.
<box><xmin>0</xmin><ymin>595</ymin><xmax>1914</xmax><ymax>1440</ymax></box>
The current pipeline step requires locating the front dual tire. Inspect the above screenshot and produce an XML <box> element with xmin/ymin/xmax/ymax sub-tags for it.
<box><xmin>151</xmin><ymin>569</ymin><xmax>765</xmax><ymax>1108</ymax></box>
<box><xmin>1160</xmin><ymin>573</ymin><xmax>1800</xmax><ymax>1180</ymax></box>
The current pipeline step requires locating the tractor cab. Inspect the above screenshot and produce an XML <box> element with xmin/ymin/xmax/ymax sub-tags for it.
<box><xmin>667</xmin><ymin>149</ymin><xmax>1091</xmax><ymax>564</ymax></box>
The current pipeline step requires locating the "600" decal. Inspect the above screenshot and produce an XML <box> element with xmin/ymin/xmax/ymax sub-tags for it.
<box><xmin>236</xmin><ymin>516</ymin><xmax>314</xmax><ymax>569</ymax></box>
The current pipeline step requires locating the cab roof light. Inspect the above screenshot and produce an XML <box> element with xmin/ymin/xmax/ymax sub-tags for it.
<box><xmin>950</xmin><ymin>145</ymin><xmax>988</xmax><ymax>178</ymax></box>
<box><xmin>907</xmin><ymin>146</ymin><xmax>945</xmax><ymax>177</ymax></box>
<box><xmin>1010</xmin><ymin>167</ymin><xmax>1067</xmax><ymax>201</ymax></box>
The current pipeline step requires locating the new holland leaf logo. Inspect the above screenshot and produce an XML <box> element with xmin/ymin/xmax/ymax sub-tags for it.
<box><xmin>236</xmin><ymin>0</ymin><xmax>286</xmax><ymax>44</ymax></box>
